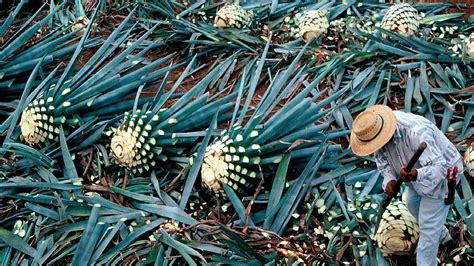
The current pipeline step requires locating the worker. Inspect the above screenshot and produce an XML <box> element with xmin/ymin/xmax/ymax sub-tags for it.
<box><xmin>349</xmin><ymin>105</ymin><xmax>463</xmax><ymax>265</ymax></box>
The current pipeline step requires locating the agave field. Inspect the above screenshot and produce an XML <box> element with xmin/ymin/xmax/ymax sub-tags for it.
<box><xmin>1</xmin><ymin>0</ymin><xmax>473</xmax><ymax>265</ymax></box>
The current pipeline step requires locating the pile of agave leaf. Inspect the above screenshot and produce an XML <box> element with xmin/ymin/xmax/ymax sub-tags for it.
<box><xmin>0</xmin><ymin>0</ymin><xmax>473</xmax><ymax>264</ymax></box>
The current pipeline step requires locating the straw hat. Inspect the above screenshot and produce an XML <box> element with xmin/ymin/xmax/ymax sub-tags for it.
<box><xmin>350</xmin><ymin>105</ymin><xmax>397</xmax><ymax>156</ymax></box>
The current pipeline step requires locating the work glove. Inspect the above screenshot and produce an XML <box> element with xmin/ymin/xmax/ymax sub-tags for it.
<box><xmin>400</xmin><ymin>167</ymin><xmax>417</xmax><ymax>182</ymax></box>
<box><xmin>385</xmin><ymin>180</ymin><xmax>400</xmax><ymax>197</ymax></box>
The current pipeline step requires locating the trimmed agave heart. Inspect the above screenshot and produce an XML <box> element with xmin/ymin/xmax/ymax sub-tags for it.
<box><xmin>214</xmin><ymin>3</ymin><xmax>253</xmax><ymax>29</ymax></box>
<box><xmin>467</xmin><ymin>33</ymin><xmax>474</xmax><ymax>58</ymax></box>
<box><xmin>464</xmin><ymin>143</ymin><xmax>474</xmax><ymax>177</ymax></box>
<box><xmin>376</xmin><ymin>200</ymin><xmax>419</xmax><ymax>256</ymax></box>
<box><xmin>380</xmin><ymin>4</ymin><xmax>419</xmax><ymax>37</ymax></box>
<box><xmin>20</xmin><ymin>93</ymin><xmax>62</xmax><ymax>145</ymax></box>
<box><xmin>298</xmin><ymin>9</ymin><xmax>330</xmax><ymax>42</ymax></box>
<box><xmin>199</xmin><ymin>126</ymin><xmax>261</xmax><ymax>194</ymax></box>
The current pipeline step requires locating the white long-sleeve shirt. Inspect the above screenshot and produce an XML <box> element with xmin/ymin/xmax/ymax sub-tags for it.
<box><xmin>374</xmin><ymin>111</ymin><xmax>463</xmax><ymax>199</ymax></box>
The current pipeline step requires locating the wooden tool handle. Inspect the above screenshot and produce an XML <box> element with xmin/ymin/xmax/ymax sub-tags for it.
<box><xmin>392</xmin><ymin>141</ymin><xmax>427</xmax><ymax>191</ymax></box>
<box><xmin>405</xmin><ymin>142</ymin><xmax>427</xmax><ymax>171</ymax></box>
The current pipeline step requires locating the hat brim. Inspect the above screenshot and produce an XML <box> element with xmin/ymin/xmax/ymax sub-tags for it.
<box><xmin>350</xmin><ymin>105</ymin><xmax>397</xmax><ymax>156</ymax></box>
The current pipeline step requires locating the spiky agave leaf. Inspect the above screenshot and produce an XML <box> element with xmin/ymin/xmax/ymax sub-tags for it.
<box><xmin>380</xmin><ymin>4</ymin><xmax>419</xmax><ymax>38</ymax></box>
<box><xmin>375</xmin><ymin>200</ymin><xmax>419</xmax><ymax>256</ymax></box>
<box><xmin>108</xmin><ymin>57</ymin><xmax>238</xmax><ymax>174</ymax></box>
<box><xmin>0</xmin><ymin>3</ymin><xmax>57</xmax><ymax>61</ymax></box>
<box><xmin>0</xmin><ymin>3</ymin><xmax>94</xmax><ymax>94</ymax></box>
<box><xmin>82</xmin><ymin>0</ymin><xmax>99</xmax><ymax>12</ymax></box>
<box><xmin>18</xmin><ymin>12</ymin><xmax>176</xmax><ymax>147</ymax></box>
<box><xmin>214</xmin><ymin>3</ymin><xmax>253</xmax><ymax>29</ymax></box>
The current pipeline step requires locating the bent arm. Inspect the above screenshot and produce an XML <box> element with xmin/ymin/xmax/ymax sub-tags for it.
<box><xmin>409</xmin><ymin>129</ymin><xmax>447</xmax><ymax>194</ymax></box>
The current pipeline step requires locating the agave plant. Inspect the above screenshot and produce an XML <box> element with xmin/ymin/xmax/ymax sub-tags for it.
<box><xmin>108</xmin><ymin>56</ymin><xmax>238</xmax><ymax>174</ymax></box>
<box><xmin>192</xmin><ymin>41</ymin><xmax>348</xmax><ymax>196</ymax></box>
<box><xmin>13</xmin><ymin>11</ymin><xmax>177</xmax><ymax>149</ymax></box>
<box><xmin>133</xmin><ymin>1</ymin><xmax>284</xmax><ymax>58</ymax></box>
